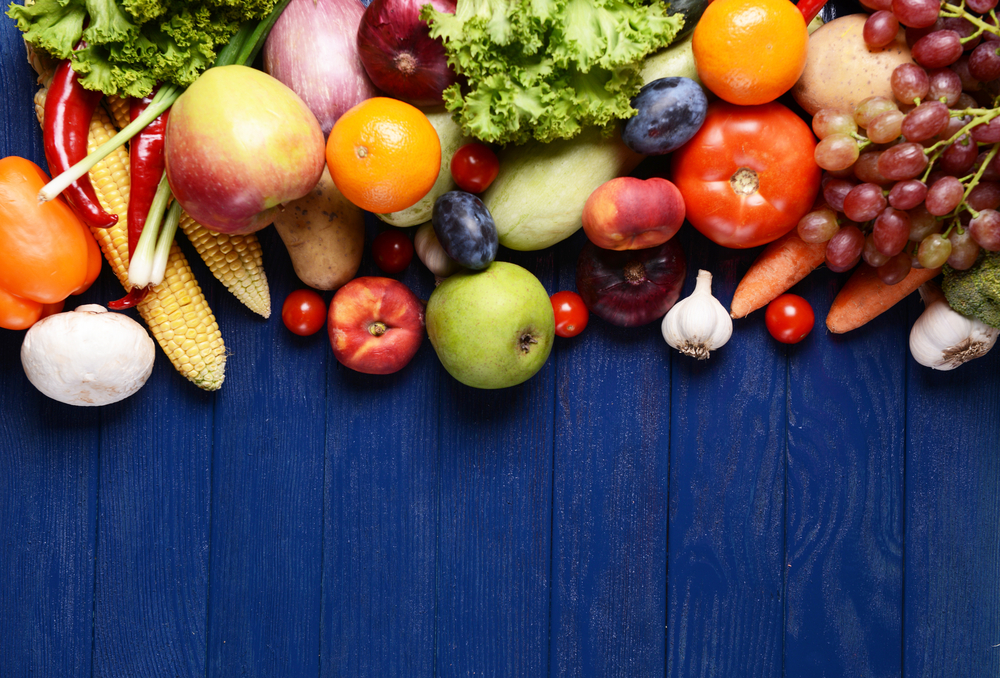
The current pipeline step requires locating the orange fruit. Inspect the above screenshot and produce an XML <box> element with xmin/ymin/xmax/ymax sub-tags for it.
<box><xmin>692</xmin><ymin>0</ymin><xmax>809</xmax><ymax>106</ymax></box>
<box><xmin>326</xmin><ymin>97</ymin><xmax>441</xmax><ymax>214</ymax></box>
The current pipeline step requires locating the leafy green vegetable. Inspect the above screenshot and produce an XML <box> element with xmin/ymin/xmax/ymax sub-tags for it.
<box><xmin>943</xmin><ymin>250</ymin><xmax>1000</xmax><ymax>329</ymax></box>
<box><xmin>422</xmin><ymin>0</ymin><xmax>682</xmax><ymax>145</ymax></box>
<box><xmin>7</xmin><ymin>0</ymin><xmax>278</xmax><ymax>97</ymax></box>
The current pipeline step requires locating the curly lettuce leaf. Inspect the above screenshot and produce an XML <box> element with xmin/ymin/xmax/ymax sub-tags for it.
<box><xmin>6</xmin><ymin>0</ymin><xmax>274</xmax><ymax>96</ymax></box>
<box><xmin>425</xmin><ymin>0</ymin><xmax>682</xmax><ymax>145</ymax></box>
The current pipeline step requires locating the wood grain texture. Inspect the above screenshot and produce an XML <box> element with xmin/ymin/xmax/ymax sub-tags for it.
<box><xmin>666</xmin><ymin>232</ymin><xmax>787</xmax><ymax>678</ymax></box>
<box><xmin>903</xmin><ymin>329</ymin><xmax>1000</xmax><ymax>678</ymax></box>
<box><xmin>551</xmin><ymin>229</ymin><xmax>670</xmax><ymax>678</ymax></box>
<box><xmin>434</xmin><ymin>249</ymin><xmax>556</xmax><ymax>678</ymax></box>
<box><xmin>205</xmin><ymin>231</ymin><xmax>325</xmax><ymax>678</ymax></box>
<box><xmin>4</xmin><ymin>2</ymin><xmax>1000</xmax><ymax>676</ymax></box>
<box><xmin>1</xmin><ymin>25</ymin><xmax>99</xmax><ymax>678</ymax></box>
<box><xmin>784</xmin><ymin>269</ymin><xmax>906</xmax><ymax>678</ymax></box>
<box><xmin>321</xmin><ymin>217</ymin><xmax>440</xmax><ymax>678</ymax></box>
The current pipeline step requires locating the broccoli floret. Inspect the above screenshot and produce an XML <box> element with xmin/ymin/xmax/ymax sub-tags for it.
<box><xmin>942</xmin><ymin>250</ymin><xmax>1000</xmax><ymax>329</ymax></box>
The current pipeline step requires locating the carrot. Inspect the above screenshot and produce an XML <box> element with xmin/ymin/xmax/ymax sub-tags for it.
<box><xmin>730</xmin><ymin>231</ymin><xmax>827</xmax><ymax>318</ymax></box>
<box><xmin>826</xmin><ymin>264</ymin><xmax>941</xmax><ymax>334</ymax></box>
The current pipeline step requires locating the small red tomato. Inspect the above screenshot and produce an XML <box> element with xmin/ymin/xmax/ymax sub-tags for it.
<box><xmin>550</xmin><ymin>290</ymin><xmax>589</xmax><ymax>338</ymax></box>
<box><xmin>282</xmin><ymin>288</ymin><xmax>327</xmax><ymax>336</ymax></box>
<box><xmin>372</xmin><ymin>230</ymin><xmax>414</xmax><ymax>274</ymax></box>
<box><xmin>450</xmin><ymin>142</ymin><xmax>500</xmax><ymax>193</ymax></box>
<box><xmin>765</xmin><ymin>293</ymin><xmax>815</xmax><ymax>344</ymax></box>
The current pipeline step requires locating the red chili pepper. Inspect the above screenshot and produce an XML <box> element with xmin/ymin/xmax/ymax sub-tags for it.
<box><xmin>43</xmin><ymin>57</ymin><xmax>118</xmax><ymax>230</ymax></box>
<box><xmin>108</xmin><ymin>91</ymin><xmax>170</xmax><ymax>310</ymax></box>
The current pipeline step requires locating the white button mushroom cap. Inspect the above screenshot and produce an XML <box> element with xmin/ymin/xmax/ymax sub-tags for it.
<box><xmin>20</xmin><ymin>304</ymin><xmax>156</xmax><ymax>407</ymax></box>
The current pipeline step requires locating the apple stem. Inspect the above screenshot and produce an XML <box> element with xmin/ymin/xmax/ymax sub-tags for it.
<box><xmin>369</xmin><ymin>322</ymin><xmax>387</xmax><ymax>337</ymax></box>
<box><xmin>519</xmin><ymin>333</ymin><xmax>538</xmax><ymax>354</ymax></box>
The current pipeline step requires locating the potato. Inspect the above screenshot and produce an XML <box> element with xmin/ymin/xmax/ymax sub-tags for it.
<box><xmin>792</xmin><ymin>13</ymin><xmax>915</xmax><ymax>116</ymax></box>
<box><xmin>272</xmin><ymin>167</ymin><xmax>364</xmax><ymax>291</ymax></box>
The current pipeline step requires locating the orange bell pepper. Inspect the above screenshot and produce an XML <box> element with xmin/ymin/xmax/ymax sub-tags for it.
<box><xmin>0</xmin><ymin>156</ymin><xmax>101</xmax><ymax>330</ymax></box>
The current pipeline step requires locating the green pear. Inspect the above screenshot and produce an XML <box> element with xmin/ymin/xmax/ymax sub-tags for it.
<box><xmin>426</xmin><ymin>262</ymin><xmax>555</xmax><ymax>389</ymax></box>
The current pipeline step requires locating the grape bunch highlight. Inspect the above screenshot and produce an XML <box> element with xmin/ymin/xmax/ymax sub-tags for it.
<box><xmin>805</xmin><ymin>0</ymin><xmax>1000</xmax><ymax>284</ymax></box>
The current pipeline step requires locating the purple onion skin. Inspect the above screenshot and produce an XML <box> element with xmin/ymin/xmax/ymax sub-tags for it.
<box><xmin>576</xmin><ymin>239</ymin><xmax>687</xmax><ymax>327</ymax></box>
<box><xmin>357</xmin><ymin>0</ymin><xmax>458</xmax><ymax>107</ymax></box>
<box><xmin>264</xmin><ymin>0</ymin><xmax>381</xmax><ymax>136</ymax></box>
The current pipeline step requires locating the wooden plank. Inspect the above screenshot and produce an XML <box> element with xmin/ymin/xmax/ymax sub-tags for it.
<box><xmin>904</xmin><ymin>327</ymin><xmax>1000</xmax><ymax>678</ymax></box>
<box><xmin>90</xmin><ymin>351</ymin><xmax>214</xmax><ymax>677</ymax></box>
<box><xmin>665</xmin><ymin>232</ymin><xmax>787</xmax><ymax>678</ymax></box>
<box><xmin>784</xmin><ymin>268</ymin><xmax>906</xmax><ymax>678</ymax></box>
<box><xmin>321</xmin><ymin>217</ymin><xmax>440</xmax><ymax>678</ymax></box>
<box><xmin>434</xmin><ymin>249</ymin><xmax>555</xmax><ymax>678</ymax></box>
<box><xmin>205</xmin><ymin>229</ymin><xmax>325</xmax><ymax>678</ymax></box>
<box><xmin>549</xmin><ymin>227</ymin><xmax>670</xmax><ymax>678</ymax></box>
<box><xmin>0</xmin><ymin>20</ymin><xmax>99</xmax><ymax>677</ymax></box>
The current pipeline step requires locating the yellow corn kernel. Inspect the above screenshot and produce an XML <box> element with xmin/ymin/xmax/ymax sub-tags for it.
<box><xmin>180</xmin><ymin>214</ymin><xmax>272</xmax><ymax>318</ymax></box>
<box><xmin>103</xmin><ymin>92</ymin><xmax>271</xmax><ymax>318</ymax></box>
<box><xmin>104</xmin><ymin>94</ymin><xmax>130</xmax><ymax>130</ymax></box>
<box><xmin>83</xmin><ymin>103</ymin><xmax>227</xmax><ymax>390</ymax></box>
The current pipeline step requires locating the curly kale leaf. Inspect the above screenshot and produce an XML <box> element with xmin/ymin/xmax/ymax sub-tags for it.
<box><xmin>424</xmin><ymin>0</ymin><xmax>682</xmax><ymax>145</ymax></box>
<box><xmin>7</xmin><ymin>0</ymin><xmax>274</xmax><ymax>96</ymax></box>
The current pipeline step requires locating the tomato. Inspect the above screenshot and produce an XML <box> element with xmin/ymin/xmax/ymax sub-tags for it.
<box><xmin>550</xmin><ymin>290</ymin><xmax>589</xmax><ymax>338</ymax></box>
<box><xmin>671</xmin><ymin>101</ymin><xmax>821</xmax><ymax>249</ymax></box>
<box><xmin>282</xmin><ymin>289</ymin><xmax>327</xmax><ymax>336</ymax></box>
<box><xmin>765</xmin><ymin>294</ymin><xmax>815</xmax><ymax>344</ymax></box>
<box><xmin>450</xmin><ymin>143</ymin><xmax>500</xmax><ymax>194</ymax></box>
<box><xmin>372</xmin><ymin>230</ymin><xmax>414</xmax><ymax>274</ymax></box>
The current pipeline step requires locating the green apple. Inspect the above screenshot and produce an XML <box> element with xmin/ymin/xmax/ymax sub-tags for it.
<box><xmin>426</xmin><ymin>262</ymin><xmax>555</xmax><ymax>389</ymax></box>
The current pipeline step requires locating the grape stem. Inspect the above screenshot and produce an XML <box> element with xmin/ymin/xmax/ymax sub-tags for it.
<box><xmin>940</xmin><ymin>3</ymin><xmax>1000</xmax><ymax>39</ymax></box>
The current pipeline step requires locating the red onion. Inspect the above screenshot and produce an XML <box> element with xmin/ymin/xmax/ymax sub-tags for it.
<box><xmin>263</xmin><ymin>0</ymin><xmax>381</xmax><ymax>136</ymax></box>
<box><xmin>357</xmin><ymin>0</ymin><xmax>458</xmax><ymax>107</ymax></box>
<box><xmin>576</xmin><ymin>239</ymin><xmax>687</xmax><ymax>327</ymax></box>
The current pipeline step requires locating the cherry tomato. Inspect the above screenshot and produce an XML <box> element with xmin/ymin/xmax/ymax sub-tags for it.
<box><xmin>550</xmin><ymin>290</ymin><xmax>589</xmax><ymax>338</ymax></box>
<box><xmin>671</xmin><ymin>100</ymin><xmax>821</xmax><ymax>249</ymax></box>
<box><xmin>372</xmin><ymin>230</ymin><xmax>414</xmax><ymax>274</ymax></box>
<box><xmin>765</xmin><ymin>294</ymin><xmax>815</xmax><ymax>344</ymax></box>
<box><xmin>450</xmin><ymin>142</ymin><xmax>500</xmax><ymax>194</ymax></box>
<box><xmin>282</xmin><ymin>288</ymin><xmax>327</xmax><ymax>336</ymax></box>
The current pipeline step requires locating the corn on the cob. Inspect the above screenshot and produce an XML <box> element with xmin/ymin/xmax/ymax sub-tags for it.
<box><xmin>35</xmin><ymin>86</ymin><xmax>227</xmax><ymax>390</ymax></box>
<box><xmin>105</xmin><ymin>94</ymin><xmax>271</xmax><ymax>318</ymax></box>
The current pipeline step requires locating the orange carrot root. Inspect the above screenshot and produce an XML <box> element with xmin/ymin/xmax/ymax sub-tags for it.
<box><xmin>730</xmin><ymin>231</ymin><xmax>827</xmax><ymax>318</ymax></box>
<box><xmin>826</xmin><ymin>264</ymin><xmax>941</xmax><ymax>334</ymax></box>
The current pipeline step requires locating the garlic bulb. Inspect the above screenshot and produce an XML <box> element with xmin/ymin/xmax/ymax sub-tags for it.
<box><xmin>414</xmin><ymin>222</ymin><xmax>461</xmax><ymax>279</ymax></box>
<box><xmin>909</xmin><ymin>282</ymin><xmax>998</xmax><ymax>370</ymax></box>
<box><xmin>661</xmin><ymin>269</ymin><xmax>733</xmax><ymax>359</ymax></box>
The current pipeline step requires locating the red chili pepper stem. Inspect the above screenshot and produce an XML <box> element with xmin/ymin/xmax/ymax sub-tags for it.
<box><xmin>38</xmin><ymin>84</ymin><xmax>180</xmax><ymax>205</ymax></box>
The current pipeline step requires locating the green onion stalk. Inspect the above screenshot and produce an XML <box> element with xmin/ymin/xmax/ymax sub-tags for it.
<box><xmin>38</xmin><ymin>0</ymin><xmax>292</xmax><ymax>286</ymax></box>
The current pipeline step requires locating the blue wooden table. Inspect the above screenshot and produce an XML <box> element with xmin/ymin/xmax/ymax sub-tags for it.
<box><xmin>2</xmin><ymin>4</ymin><xmax>999</xmax><ymax>677</ymax></box>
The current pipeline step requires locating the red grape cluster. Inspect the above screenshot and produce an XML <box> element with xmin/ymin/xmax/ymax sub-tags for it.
<box><xmin>806</xmin><ymin>0</ymin><xmax>1000</xmax><ymax>284</ymax></box>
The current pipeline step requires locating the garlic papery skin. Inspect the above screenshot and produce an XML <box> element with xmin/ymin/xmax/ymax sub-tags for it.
<box><xmin>909</xmin><ymin>282</ymin><xmax>999</xmax><ymax>370</ymax></box>
<box><xmin>414</xmin><ymin>222</ymin><xmax>461</xmax><ymax>279</ymax></box>
<box><xmin>661</xmin><ymin>269</ymin><xmax>733</xmax><ymax>360</ymax></box>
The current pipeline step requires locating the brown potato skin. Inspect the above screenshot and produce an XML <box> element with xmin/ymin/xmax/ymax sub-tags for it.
<box><xmin>272</xmin><ymin>168</ymin><xmax>364</xmax><ymax>291</ymax></box>
<box><xmin>792</xmin><ymin>14</ymin><xmax>915</xmax><ymax>116</ymax></box>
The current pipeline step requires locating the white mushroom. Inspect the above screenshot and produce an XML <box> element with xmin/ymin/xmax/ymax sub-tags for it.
<box><xmin>20</xmin><ymin>304</ymin><xmax>156</xmax><ymax>406</ymax></box>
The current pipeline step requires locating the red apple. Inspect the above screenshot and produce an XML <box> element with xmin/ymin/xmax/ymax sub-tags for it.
<box><xmin>164</xmin><ymin>65</ymin><xmax>326</xmax><ymax>235</ymax></box>
<box><xmin>328</xmin><ymin>277</ymin><xmax>425</xmax><ymax>374</ymax></box>
<box><xmin>581</xmin><ymin>176</ymin><xmax>685</xmax><ymax>250</ymax></box>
